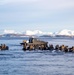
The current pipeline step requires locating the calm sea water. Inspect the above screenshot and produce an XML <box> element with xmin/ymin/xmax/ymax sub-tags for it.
<box><xmin>0</xmin><ymin>37</ymin><xmax>74</xmax><ymax>75</ymax></box>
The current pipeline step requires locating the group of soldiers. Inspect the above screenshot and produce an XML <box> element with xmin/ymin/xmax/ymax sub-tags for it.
<box><xmin>0</xmin><ymin>43</ymin><xmax>74</xmax><ymax>53</ymax></box>
<box><xmin>50</xmin><ymin>44</ymin><xmax>74</xmax><ymax>52</ymax></box>
<box><xmin>0</xmin><ymin>44</ymin><xmax>9</xmax><ymax>50</ymax></box>
<box><xmin>23</xmin><ymin>44</ymin><xmax>48</xmax><ymax>50</ymax></box>
<box><xmin>23</xmin><ymin>43</ymin><xmax>74</xmax><ymax>52</ymax></box>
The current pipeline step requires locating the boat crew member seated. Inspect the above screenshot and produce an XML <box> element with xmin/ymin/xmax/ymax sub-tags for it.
<box><xmin>29</xmin><ymin>37</ymin><xmax>33</xmax><ymax>43</ymax></box>
<box><xmin>0</xmin><ymin>44</ymin><xmax>9</xmax><ymax>50</ymax></box>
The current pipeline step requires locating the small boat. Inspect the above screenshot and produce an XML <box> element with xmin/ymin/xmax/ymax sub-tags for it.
<box><xmin>0</xmin><ymin>44</ymin><xmax>9</xmax><ymax>50</ymax></box>
<box><xmin>20</xmin><ymin>37</ymin><xmax>48</xmax><ymax>50</ymax></box>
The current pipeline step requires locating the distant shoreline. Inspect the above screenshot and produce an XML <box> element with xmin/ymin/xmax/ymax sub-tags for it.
<box><xmin>0</xmin><ymin>36</ymin><xmax>74</xmax><ymax>40</ymax></box>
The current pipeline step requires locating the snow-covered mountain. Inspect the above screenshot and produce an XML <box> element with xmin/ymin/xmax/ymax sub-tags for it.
<box><xmin>1</xmin><ymin>29</ymin><xmax>74</xmax><ymax>37</ymax></box>
<box><xmin>4</xmin><ymin>30</ymin><xmax>16</xmax><ymax>34</ymax></box>
<box><xmin>3</xmin><ymin>29</ymin><xmax>22</xmax><ymax>34</ymax></box>
<box><xmin>56</xmin><ymin>29</ymin><xmax>74</xmax><ymax>37</ymax></box>
<box><xmin>25</xmin><ymin>29</ymin><xmax>74</xmax><ymax>37</ymax></box>
<box><xmin>25</xmin><ymin>30</ymin><xmax>53</xmax><ymax>36</ymax></box>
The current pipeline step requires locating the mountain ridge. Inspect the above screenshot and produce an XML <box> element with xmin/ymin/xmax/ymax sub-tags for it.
<box><xmin>0</xmin><ymin>29</ymin><xmax>74</xmax><ymax>37</ymax></box>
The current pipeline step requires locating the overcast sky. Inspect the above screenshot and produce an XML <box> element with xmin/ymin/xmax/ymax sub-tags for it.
<box><xmin>0</xmin><ymin>0</ymin><xmax>74</xmax><ymax>33</ymax></box>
